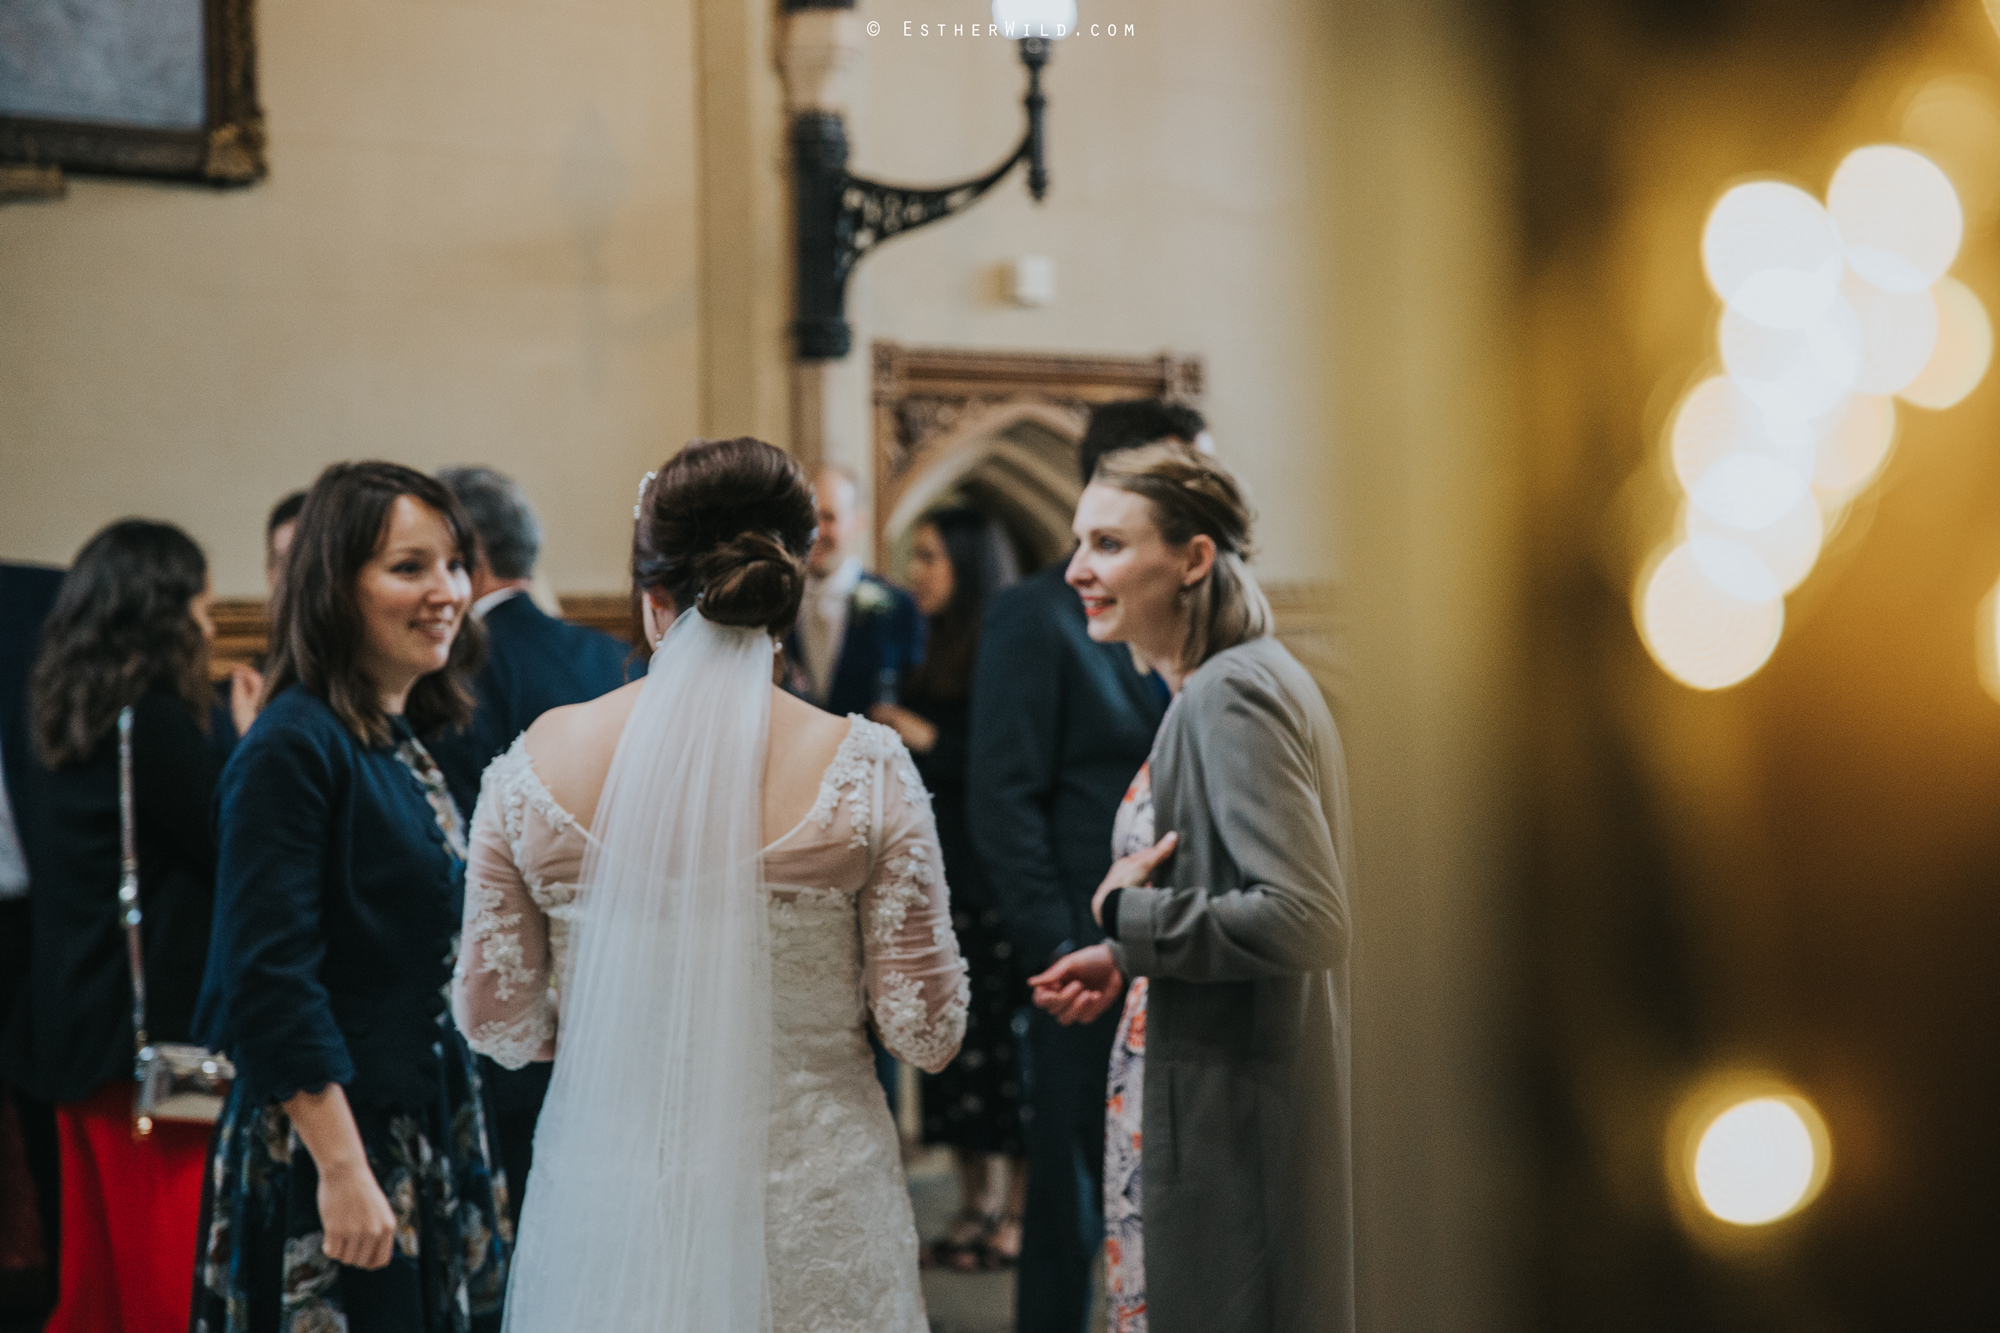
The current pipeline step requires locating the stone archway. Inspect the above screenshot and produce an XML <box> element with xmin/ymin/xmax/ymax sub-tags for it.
<box><xmin>870</xmin><ymin>341</ymin><xmax>1204</xmax><ymax>572</ymax></box>
<box><xmin>881</xmin><ymin>400</ymin><xmax>1085</xmax><ymax>572</ymax></box>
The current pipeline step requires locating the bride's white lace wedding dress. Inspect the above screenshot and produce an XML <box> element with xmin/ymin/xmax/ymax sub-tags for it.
<box><xmin>452</xmin><ymin>716</ymin><xmax>969</xmax><ymax>1332</ymax></box>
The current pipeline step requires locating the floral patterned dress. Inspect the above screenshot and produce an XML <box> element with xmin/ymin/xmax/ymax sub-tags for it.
<box><xmin>1104</xmin><ymin>763</ymin><xmax>1154</xmax><ymax>1333</ymax></box>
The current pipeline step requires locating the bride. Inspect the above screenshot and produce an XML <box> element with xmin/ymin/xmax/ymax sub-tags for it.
<box><xmin>449</xmin><ymin>437</ymin><xmax>969</xmax><ymax>1331</ymax></box>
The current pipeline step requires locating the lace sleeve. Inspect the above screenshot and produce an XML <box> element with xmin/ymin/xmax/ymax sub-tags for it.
<box><xmin>858</xmin><ymin>744</ymin><xmax>969</xmax><ymax>1074</ymax></box>
<box><xmin>452</xmin><ymin>761</ymin><xmax>557</xmax><ymax>1069</ymax></box>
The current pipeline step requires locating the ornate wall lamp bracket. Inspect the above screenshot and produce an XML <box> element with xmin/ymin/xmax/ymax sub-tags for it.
<box><xmin>794</xmin><ymin>38</ymin><xmax>1053</xmax><ymax>362</ymax></box>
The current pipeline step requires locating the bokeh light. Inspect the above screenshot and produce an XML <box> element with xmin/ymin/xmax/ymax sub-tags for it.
<box><xmin>1703</xmin><ymin>182</ymin><xmax>1844</xmax><ymax>328</ymax></box>
<box><xmin>1978</xmin><ymin>579</ymin><xmax>2000</xmax><ymax>705</ymax></box>
<box><xmin>1900</xmin><ymin>276</ymin><xmax>1992</xmax><ymax>410</ymax></box>
<box><xmin>1689</xmin><ymin>452</ymin><xmax>1811</xmax><ymax>532</ymax></box>
<box><xmin>1811</xmin><ymin>394</ymin><xmax>1897</xmax><ymax>499</ymax></box>
<box><xmin>1670</xmin><ymin>377</ymin><xmax>1812</xmax><ymax>495</ymax></box>
<box><xmin>1827</xmin><ymin>145</ymin><xmax>1964</xmax><ymax>294</ymax></box>
<box><xmin>1688</xmin><ymin>492</ymin><xmax>1822</xmax><ymax>601</ymax></box>
<box><xmin>1641</xmin><ymin>145</ymin><xmax>1977</xmax><ymax>691</ymax></box>
<box><xmin>1844</xmin><ymin>271</ymin><xmax>1938</xmax><ymax>395</ymax></box>
<box><xmin>1638</xmin><ymin>545</ymin><xmax>1784</xmax><ymax>689</ymax></box>
<box><xmin>1720</xmin><ymin>300</ymin><xmax>1861</xmax><ymax>422</ymax></box>
<box><xmin>1691</xmin><ymin>1095</ymin><xmax>1829</xmax><ymax>1226</ymax></box>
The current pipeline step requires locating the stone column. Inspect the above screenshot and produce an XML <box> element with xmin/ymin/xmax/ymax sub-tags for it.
<box><xmin>695</xmin><ymin>0</ymin><xmax>792</xmax><ymax>450</ymax></box>
<box><xmin>777</xmin><ymin>0</ymin><xmax>863</xmax><ymax>477</ymax></box>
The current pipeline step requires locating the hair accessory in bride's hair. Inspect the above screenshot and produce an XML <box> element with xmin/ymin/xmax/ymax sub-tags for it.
<box><xmin>633</xmin><ymin>469</ymin><xmax>658</xmax><ymax>520</ymax></box>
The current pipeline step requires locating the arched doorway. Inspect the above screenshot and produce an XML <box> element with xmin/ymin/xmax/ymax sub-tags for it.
<box><xmin>870</xmin><ymin>342</ymin><xmax>1205</xmax><ymax>575</ymax></box>
<box><xmin>881</xmin><ymin>402</ymin><xmax>1083</xmax><ymax>573</ymax></box>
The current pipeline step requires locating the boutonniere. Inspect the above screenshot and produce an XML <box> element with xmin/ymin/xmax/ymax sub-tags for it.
<box><xmin>853</xmin><ymin>581</ymin><xmax>893</xmax><ymax>616</ymax></box>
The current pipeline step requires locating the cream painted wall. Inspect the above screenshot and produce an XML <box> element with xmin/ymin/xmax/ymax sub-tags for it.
<box><xmin>0</xmin><ymin>0</ymin><xmax>703</xmax><ymax>595</ymax></box>
<box><xmin>832</xmin><ymin>0</ymin><xmax>1341</xmax><ymax>584</ymax></box>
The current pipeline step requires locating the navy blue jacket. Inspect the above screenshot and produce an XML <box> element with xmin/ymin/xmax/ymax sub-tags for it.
<box><xmin>0</xmin><ymin>564</ymin><xmax>66</xmax><ymax>1051</ymax></box>
<box><xmin>428</xmin><ymin>593</ymin><xmax>633</xmax><ymax>818</ymax></box>
<box><xmin>194</xmin><ymin>686</ymin><xmax>464</xmax><ymax>1110</ymax></box>
<box><xmin>785</xmin><ymin>574</ymin><xmax>926</xmax><ymax>719</ymax></box>
<box><xmin>967</xmin><ymin>563</ymin><xmax>1166</xmax><ymax>969</ymax></box>
<box><xmin>0</xmin><ymin>564</ymin><xmax>63</xmax><ymax>817</ymax></box>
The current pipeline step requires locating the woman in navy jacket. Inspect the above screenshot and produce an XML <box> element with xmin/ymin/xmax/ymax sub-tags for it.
<box><xmin>190</xmin><ymin>462</ymin><xmax>508</xmax><ymax>1333</ymax></box>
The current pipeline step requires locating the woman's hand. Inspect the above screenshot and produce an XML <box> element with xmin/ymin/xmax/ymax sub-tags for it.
<box><xmin>1029</xmin><ymin>944</ymin><xmax>1125</xmax><ymax>1026</ymax></box>
<box><xmin>282</xmin><ymin>1083</ymin><xmax>397</xmax><ymax>1270</ymax></box>
<box><xmin>227</xmin><ymin>664</ymin><xmax>264</xmax><ymax>738</ymax></box>
<box><xmin>865</xmin><ymin>703</ymin><xmax>938</xmax><ymax>754</ymax></box>
<box><xmin>316</xmin><ymin>1160</ymin><xmax>398</xmax><ymax>1270</ymax></box>
<box><xmin>1090</xmin><ymin>830</ymin><xmax>1177</xmax><ymax>926</ymax></box>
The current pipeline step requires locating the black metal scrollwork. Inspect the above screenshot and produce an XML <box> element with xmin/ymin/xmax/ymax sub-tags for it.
<box><xmin>795</xmin><ymin>38</ymin><xmax>1052</xmax><ymax>361</ymax></box>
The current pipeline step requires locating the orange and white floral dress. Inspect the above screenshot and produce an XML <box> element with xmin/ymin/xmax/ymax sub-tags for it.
<box><xmin>1103</xmin><ymin>763</ymin><xmax>1153</xmax><ymax>1333</ymax></box>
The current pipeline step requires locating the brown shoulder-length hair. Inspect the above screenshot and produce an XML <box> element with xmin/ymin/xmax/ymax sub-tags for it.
<box><xmin>263</xmin><ymin>461</ymin><xmax>484</xmax><ymax>747</ymax></box>
<box><xmin>1091</xmin><ymin>441</ymin><xmax>1272</xmax><ymax>674</ymax></box>
<box><xmin>30</xmin><ymin>519</ymin><xmax>213</xmax><ymax>769</ymax></box>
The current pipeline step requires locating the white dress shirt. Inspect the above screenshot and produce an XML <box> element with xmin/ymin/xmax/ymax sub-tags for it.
<box><xmin>799</xmin><ymin>557</ymin><xmax>862</xmax><ymax>706</ymax></box>
<box><xmin>472</xmin><ymin>586</ymin><xmax>526</xmax><ymax>621</ymax></box>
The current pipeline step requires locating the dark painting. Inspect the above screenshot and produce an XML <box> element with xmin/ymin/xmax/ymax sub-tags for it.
<box><xmin>0</xmin><ymin>0</ymin><xmax>264</xmax><ymax>183</ymax></box>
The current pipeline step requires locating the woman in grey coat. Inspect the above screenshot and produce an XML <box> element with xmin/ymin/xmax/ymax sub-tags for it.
<box><xmin>1030</xmin><ymin>442</ymin><xmax>1354</xmax><ymax>1333</ymax></box>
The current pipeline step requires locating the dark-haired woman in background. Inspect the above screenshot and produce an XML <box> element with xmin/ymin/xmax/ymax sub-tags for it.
<box><xmin>189</xmin><ymin>462</ymin><xmax>509</xmax><ymax>1333</ymax></box>
<box><xmin>867</xmin><ymin>508</ymin><xmax>1026</xmax><ymax>1269</ymax></box>
<box><xmin>0</xmin><ymin>519</ymin><xmax>250</xmax><ymax>1333</ymax></box>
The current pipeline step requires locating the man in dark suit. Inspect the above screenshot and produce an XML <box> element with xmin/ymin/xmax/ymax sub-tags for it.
<box><xmin>427</xmin><ymin>467</ymin><xmax>632</xmax><ymax>1224</ymax></box>
<box><xmin>428</xmin><ymin>467</ymin><xmax>633</xmax><ymax>816</ymax></box>
<box><xmin>786</xmin><ymin>465</ymin><xmax>926</xmax><ymax>719</ymax></box>
<box><xmin>967</xmin><ymin>399</ymin><xmax>1205</xmax><ymax>1333</ymax></box>
<box><xmin>0</xmin><ymin>562</ymin><xmax>67</xmax><ymax>1313</ymax></box>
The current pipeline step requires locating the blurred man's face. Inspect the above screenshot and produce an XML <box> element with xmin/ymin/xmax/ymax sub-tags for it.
<box><xmin>808</xmin><ymin>469</ymin><xmax>864</xmax><ymax>578</ymax></box>
<box><xmin>265</xmin><ymin>519</ymin><xmax>298</xmax><ymax>596</ymax></box>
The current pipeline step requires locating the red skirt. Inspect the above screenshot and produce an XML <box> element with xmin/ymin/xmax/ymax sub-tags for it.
<box><xmin>46</xmin><ymin>1080</ymin><xmax>208</xmax><ymax>1333</ymax></box>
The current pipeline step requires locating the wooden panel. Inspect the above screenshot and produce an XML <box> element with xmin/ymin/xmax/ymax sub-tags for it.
<box><xmin>1264</xmin><ymin>579</ymin><xmax>1349</xmax><ymax>722</ymax></box>
<box><xmin>205</xmin><ymin>592</ymin><xmax>642</xmax><ymax>676</ymax></box>
<box><xmin>559</xmin><ymin>593</ymin><xmax>641</xmax><ymax>645</ymax></box>
<box><xmin>208</xmin><ymin>598</ymin><xmax>270</xmax><ymax>674</ymax></box>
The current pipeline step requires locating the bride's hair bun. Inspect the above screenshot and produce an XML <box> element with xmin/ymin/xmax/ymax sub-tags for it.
<box><xmin>692</xmin><ymin>530</ymin><xmax>806</xmax><ymax>629</ymax></box>
<box><xmin>633</xmin><ymin>437</ymin><xmax>816</xmax><ymax>635</ymax></box>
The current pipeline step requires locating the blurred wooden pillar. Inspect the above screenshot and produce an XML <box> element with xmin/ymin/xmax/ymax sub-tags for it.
<box><xmin>1322</xmin><ymin>0</ymin><xmax>1526</xmax><ymax>1327</ymax></box>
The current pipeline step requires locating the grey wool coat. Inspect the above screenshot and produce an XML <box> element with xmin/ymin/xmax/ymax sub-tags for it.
<box><xmin>1105</xmin><ymin>636</ymin><xmax>1354</xmax><ymax>1333</ymax></box>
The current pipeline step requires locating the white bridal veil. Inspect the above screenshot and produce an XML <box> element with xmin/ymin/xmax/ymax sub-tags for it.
<box><xmin>502</xmin><ymin>610</ymin><xmax>776</xmax><ymax>1332</ymax></box>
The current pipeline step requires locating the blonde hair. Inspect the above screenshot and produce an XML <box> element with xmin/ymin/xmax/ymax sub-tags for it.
<box><xmin>1091</xmin><ymin>441</ymin><xmax>1271</xmax><ymax>672</ymax></box>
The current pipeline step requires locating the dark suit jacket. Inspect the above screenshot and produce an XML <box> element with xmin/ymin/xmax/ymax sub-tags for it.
<box><xmin>785</xmin><ymin>574</ymin><xmax>926</xmax><ymax>719</ymax></box>
<box><xmin>0</xmin><ymin>564</ymin><xmax>63</xmax><ymax>818</ymax></box>
<box><xmin>0</xmin><ymin>564</ymin><xmax>65</xmax><ymax>1047</ymax></box>
<box><xmin>0</xmin><ymin>688</ymin><xmax>221</xmax><ymax>1104</ymax></box>
<box><xmin>967</xmin><ymin>563</ymin><xmax>1166</xmax><ymax>969</ymax></box>
<box><xmin>428</xmin><ymin>593</ymin><xmax>633</xmax><ymax>819</ymax></box>
<box><xmin>904</xmin><ymin>686</ymin><xmax>990</xmax><ymax>914</ymax></box>
<box><xmin>194</xmin><ymin>686</ymin><xmax>466</xmax><ymax>1110</ymax></box>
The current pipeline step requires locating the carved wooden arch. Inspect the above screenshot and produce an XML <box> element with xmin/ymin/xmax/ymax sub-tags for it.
<box><xmin>879</xmin><ymin>397</ymin><xmax>1086</xmax><ymax>570</ymax></box>
<box><xmin>871</xmin><ymin>340</ymin><xmax>1204</xmax><ymax>568</ymax></box>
